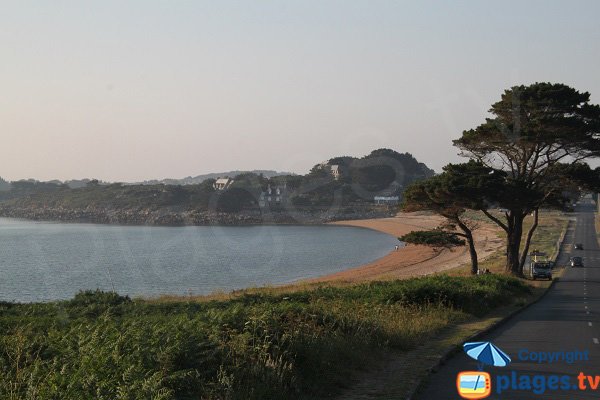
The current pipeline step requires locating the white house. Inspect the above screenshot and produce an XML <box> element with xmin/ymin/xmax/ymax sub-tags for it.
<box><xmin>259</xmin><ymin>184</ymin><xmax>288</xmax><ymax>207</ymax></box>
<box><xmin>330</xmin><ymin>165</ymin><xmax>341</xmax><ymax>180</ymax></box>
<box><xmin>213</xmin><ymin>177</ymin><xmax>234</xmax><ymax>190</ymax></box>
<box><xmin>374</xmin><ymin>196</ymin><xmax>400</xmax><ymax>205</ymax></box>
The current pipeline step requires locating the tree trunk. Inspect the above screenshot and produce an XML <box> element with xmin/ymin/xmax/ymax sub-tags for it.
<box><xmin>519</xmin><ymin>209</ymin><xmax>539</xmax><ymax>270</ymax></box>
<box><xmin>456</xmin><ymin>219</ymin><xmax>478</xmax><ymax>275</ymax></box>
<box><xmin>505</xmin><ymin>213</ymin><xmax>524</xmax><ymax>276</ymax></box>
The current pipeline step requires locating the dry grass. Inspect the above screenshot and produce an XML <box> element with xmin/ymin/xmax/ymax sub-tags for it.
<box><xmin>448</xmin><ymin>210</ymin><xmax>568</xmax><ymax>276</ymax></box>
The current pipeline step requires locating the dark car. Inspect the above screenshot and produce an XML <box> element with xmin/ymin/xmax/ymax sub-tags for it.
<box><xmin>571</xmin><ymin>257</ymin><xmax>584</xmax><ymax>267</ymax></box>
<box><xmin>574</xmin><ymin>243</ymin><xmax>584</xmax><ymax>250</ymax></box>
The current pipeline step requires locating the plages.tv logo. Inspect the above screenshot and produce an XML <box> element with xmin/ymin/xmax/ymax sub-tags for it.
<box><xmin>456</xmin><ymin>341</ymin><xmax>511</xmax><ymax>399</ymax></box>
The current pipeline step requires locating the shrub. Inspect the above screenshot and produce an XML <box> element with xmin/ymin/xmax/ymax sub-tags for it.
<box><xmin>400</xmin><ymin>230</ymin><xmax>465</xmax><ymax>247</ymax></box>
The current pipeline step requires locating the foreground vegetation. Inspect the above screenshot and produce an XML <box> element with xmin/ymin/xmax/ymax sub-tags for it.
<box><xmin>0</xmin><ymin>275</ymin><xmax>530</xmax><ymax>400</ymax></box>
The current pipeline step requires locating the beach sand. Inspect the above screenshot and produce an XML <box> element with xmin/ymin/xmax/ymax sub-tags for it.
<box><xmin>306</xmin><ymin>212</ymin><xmax>504</xmax><ymax>283</ymax></box>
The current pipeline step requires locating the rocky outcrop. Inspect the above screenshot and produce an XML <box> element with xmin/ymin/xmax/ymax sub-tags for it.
<box><xmin>0</xmin><ymin>205</ymin><xmax>396</xmax><ymax>226</ymax></box>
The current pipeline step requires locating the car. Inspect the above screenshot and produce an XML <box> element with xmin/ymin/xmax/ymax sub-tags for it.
<box><xmin>530</xmin><ymin>261</ymin><xmax>553</xmax><ymax>280</ymax></box>
<box><xmin>571</xmin><ymin>257</ymin><xmax>584</xmax><ymax>267</ymax></box>
<box><xmin>574</xmin><ymin>243</ymin><xmax>584</xmax><ymax>250</ymax></box>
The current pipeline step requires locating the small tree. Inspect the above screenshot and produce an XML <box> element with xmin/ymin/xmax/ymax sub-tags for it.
<box><xmin>400</xmin><ymin>230</ymin><xmax>465</xmax><ymax>248</ymax></box>
<box><xmin>402</xmin><ymin>161</ymin><xmax>504</xmax><ymax>274</ymax></box>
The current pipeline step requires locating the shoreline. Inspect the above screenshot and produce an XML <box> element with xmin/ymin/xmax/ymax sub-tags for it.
<box><xmin>0</xmin><ymin>205</ymin><xmax>396</xmax><ymax>227</ymax></box>
<box><xmin>305</xmin><ymin>212</ymin><xmax>504</xmax><ymax>283</ymax></box>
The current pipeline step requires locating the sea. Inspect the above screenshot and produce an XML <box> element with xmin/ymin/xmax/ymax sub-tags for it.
<box><xmin>0</xmin><ymin>218</ymin><xmax>399</xmax><ymax>302</ymax></box>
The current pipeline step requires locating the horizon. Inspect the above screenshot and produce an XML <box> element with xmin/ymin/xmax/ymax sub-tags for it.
<box><xmin>2</xmin><ymin>1</ymin><xmax>600</xmax><ymax>181</ymax></box>
<box><xmin>0</xmin><ymin>147</ymin><xmax>423</xmax><ymax>184</ymax></box>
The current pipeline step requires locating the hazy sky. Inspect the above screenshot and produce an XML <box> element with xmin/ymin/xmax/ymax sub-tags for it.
<box><xmin>2</xmin><ymin>1</ymin><xmax>600</xmax><ymax>182</ymax></box>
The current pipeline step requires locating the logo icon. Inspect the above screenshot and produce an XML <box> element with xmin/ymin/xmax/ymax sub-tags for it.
<box><xmin>456</xmin><ymin>342</ymin><xmax>511</xmax><ymax>399</ymax></box>
<box><xmin>457</xmin><ymin>371</ymin><xmax>491</xmax><ymax>399</ymax></box>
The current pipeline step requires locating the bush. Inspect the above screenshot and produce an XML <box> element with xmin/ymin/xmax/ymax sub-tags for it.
<box><xmin>400</xmin><ymin>230</ymin><xmax>465</xmax><ymax>247</ymax></box>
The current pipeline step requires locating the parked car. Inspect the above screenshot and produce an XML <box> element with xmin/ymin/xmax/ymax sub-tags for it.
<box><xmin>529</xmin><ymin>261</ymin><xmax>553</xmax><ymax>280</ymax></box>
<box><xmin>574</xmin><ymin>243</ymin><xmax>584</xmax><ymax>250</ymax></box>
<box><xmin>571</xmin><ymin>257</ymin><xmax>584</xmax><ymax>267</ymax></box>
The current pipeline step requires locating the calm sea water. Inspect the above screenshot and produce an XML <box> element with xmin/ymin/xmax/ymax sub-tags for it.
<box><xmin>0</xmin><ymin>218</ymin><xmax>398</xmax><ymax>302</ymax></box>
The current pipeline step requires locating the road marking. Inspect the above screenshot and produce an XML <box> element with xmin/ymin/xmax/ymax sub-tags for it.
<box><xmin>585</xmin><ymin>306</ymin><xmax>588</xmax><ymax>309</ymax></box>
<box><xmin>587</xmin><ymin>311</ymin><xmax>591</xmax><ymax>314</ymax></box>
<box><xmin>594</xmin><ymin>338</ymin><xmax>599</xmax><ymax>345</ymax></box>
<box><xmin>590</xmin><ymin>322</ymin><xmax>593</xmax><ymax>327</ymax></box>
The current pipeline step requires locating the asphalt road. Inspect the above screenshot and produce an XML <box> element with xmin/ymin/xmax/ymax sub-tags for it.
<box><xmin>415</xmin><ymin>203</ymin><xmax>600</xmax><ymax>400</ymax></box>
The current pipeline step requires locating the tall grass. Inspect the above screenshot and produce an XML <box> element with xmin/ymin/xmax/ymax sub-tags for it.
<box><xmin>0</xmin><ymin>275</ymin><xmax>530</xmax><ymax>399</ymax></box>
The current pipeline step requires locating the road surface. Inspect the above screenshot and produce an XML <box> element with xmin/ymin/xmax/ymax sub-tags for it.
<box><xmin>415</xmin><ymin>203</ymin><xmax>600</xmax><ymax>399</ymax></box>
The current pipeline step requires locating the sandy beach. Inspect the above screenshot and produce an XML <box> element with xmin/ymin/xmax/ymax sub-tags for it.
<box><xmin>307</xmin><ymin>212</ymin><xmax>504</xmax><ymax>283</ymax></box>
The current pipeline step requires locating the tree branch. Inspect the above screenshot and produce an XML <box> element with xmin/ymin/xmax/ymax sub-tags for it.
<box><xmin>482</xmin><ymin>209</ymin><xmax>509</xmax><ymax>232</ymax></box>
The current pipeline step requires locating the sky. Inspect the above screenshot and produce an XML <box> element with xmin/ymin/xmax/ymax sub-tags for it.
<box><xmin>1</xmin><ymin>0</ymin><xmax>600</xmax><ymax>182</ymax></box>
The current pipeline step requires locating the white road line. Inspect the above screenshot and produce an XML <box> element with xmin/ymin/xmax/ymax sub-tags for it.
<box><xmin>590</xmin><ymin>322</ymin><xmax>593</xmax><ymax>327</ymax></box>
<box><xmin>594</xmin><ymin>338</ymin><xmax>599</xmax><ymax>345</ymax></box>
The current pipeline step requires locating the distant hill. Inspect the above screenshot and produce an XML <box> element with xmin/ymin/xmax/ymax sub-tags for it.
<box><xmin>136</xmin><ymin>170</ymin><xmax>295</xmax><ymax>186</ymax></box>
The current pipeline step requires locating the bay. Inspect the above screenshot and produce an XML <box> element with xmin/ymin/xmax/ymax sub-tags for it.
<box><xmin>0</xmin><ymin>218</ymin><xmax>399</xmax><ymax>302</ymax></box>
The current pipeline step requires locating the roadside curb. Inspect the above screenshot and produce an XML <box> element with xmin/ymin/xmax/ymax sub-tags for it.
<box><xmin>405</xmin><ymin>276</ymin><xmax>559</xmax><ymax>400</ymax></box>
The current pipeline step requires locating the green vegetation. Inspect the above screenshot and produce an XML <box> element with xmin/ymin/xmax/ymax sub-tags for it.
<box><xmin>0</xmin><ymin>275</ymin><xmax>529</xmax><ymax>399</ymax></box>
<box><xmin>0</xmin><ymin>178</ymin><xmax>218</xmax><ymax>211</ymax></box>
<box><xmin>399</xmin><ymin>230</ymin><xmax>465</xmax><ymax>248</ymax></box>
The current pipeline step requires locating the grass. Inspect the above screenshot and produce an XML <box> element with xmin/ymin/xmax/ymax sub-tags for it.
<box><xmin>0</xmin><ymin>275</ymin><xmax>531</xmax><ymax>400</ymax></box>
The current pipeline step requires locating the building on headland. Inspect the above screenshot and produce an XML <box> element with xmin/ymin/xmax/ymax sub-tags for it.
<box><xmin>374</xmin><ymin>196</ymin><xmax>400</xmax><ymax>205</ymax></box>
<box><xmin>259</xmin><ymin>184</ymin><xmax>288</xmax><ymax>207</ymax></box>
<box><xmin>372</xmin><ymin>180</ymin><xmax>403</xmax><ymax>205</ymax></box>
<box><xmin>213</xmin><ymin>177</ymin><xmax>234</xmax><ymax>190</ymax></box>
<box><xmin>330</xmin><ymin>165</ymin><xmax>342</xmax><ymax>180</ymax></box>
